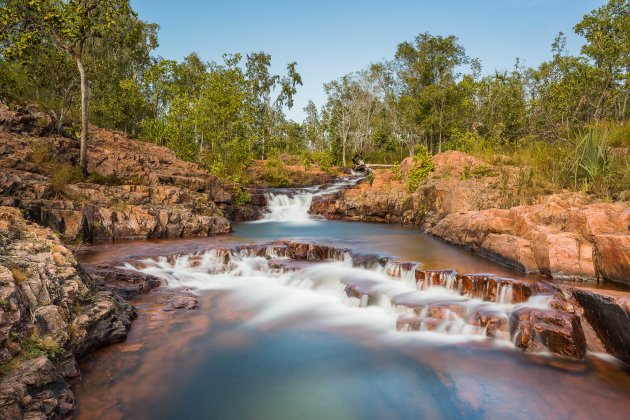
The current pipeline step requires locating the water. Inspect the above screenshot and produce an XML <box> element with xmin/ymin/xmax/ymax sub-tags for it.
<box><xmin>258</xmin><ymin>175</ymin><xmax>362</xmax><ymax>224</ymax></box>
<box><xmin>75</xmin><ymin>180</ymin><xmax>630</xmax><ymax>419</ymax></box>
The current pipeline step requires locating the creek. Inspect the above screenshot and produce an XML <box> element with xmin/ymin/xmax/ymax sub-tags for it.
<box><xmin>75</xmin><ymin>178</ymin><xmax>630</xmax><ymax>419</ymax></box>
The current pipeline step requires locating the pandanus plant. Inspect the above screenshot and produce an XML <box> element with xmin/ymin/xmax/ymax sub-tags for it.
<box><xmin>572</xmin><ymin>129</ymin><xmax>609</xmax><ymax>189</ymax></box>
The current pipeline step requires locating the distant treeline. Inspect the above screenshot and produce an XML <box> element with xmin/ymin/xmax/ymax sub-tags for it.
<box><xmin>1</xmin><ymin>0</ymin><xmax>628</xmax><ymax>195</ymax></box>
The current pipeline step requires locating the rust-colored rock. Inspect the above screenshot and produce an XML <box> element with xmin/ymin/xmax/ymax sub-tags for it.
<box><xmin>310</xmin><ymin>150</ymin><xmax>630</xmax><ymax>283</ymax></box>
<box><xmin>510</xmin><ymin>307</ymin><xmax>587</xmax><ymax>359</ymax></box>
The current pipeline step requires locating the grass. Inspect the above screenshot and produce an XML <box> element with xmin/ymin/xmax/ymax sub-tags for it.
<box><xmin>89</xmin><ymin>171</ymin><xmax>123</xmax><ymax>186</ymax></box>
<box><xmin>458</xmin><ymin>124</ymin><xmax>629</xmax><ymax>201</ymax></box>
<box><xmin>50</xmin><ymin>163</ymin><xmax>84</xmax><ymax>196</ymax></box>
<box><xmin>10</xmin><ymin>268</ymin><xmax>27</xmax><ymax>283</ymax></box>
<box><xmin>0</xmin><ymin>332</ymin><xmax>63</xmax><ymax>375</ymax></box>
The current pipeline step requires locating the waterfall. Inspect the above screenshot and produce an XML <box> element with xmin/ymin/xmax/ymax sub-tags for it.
<box><xmin>263</xmin><ymin>192</ymin><xmax>315</xmax><ymax>223</ymax></box>
<box><xmin>258</xmin><ymin>175</ymin><xmax>362</xmax><ymax>224</ymax></box>
<box><xmin>124</xmin><ymin>245</ymin><xmax>555</xmax><ymax>348</ymax></box>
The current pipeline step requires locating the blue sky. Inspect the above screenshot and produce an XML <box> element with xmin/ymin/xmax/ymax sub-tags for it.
<box><xmin>131</xmin><ymin>0</ymin><xmax>605</xmax><ymax>121</ymax></box>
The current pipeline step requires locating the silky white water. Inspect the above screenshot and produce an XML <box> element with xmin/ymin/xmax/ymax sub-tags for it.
<box><xmin>124</xmin><ymin>248</ymin><xmax>552</xmax><ymax>346</ymax></box>
<box><xmin>260</xmin><ymin>175</ymin><xmax>362</xmax><ymax>224</ymax></box>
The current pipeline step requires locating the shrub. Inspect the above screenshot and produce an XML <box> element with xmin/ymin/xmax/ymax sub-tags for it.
<box><xmin>19</xmin><ymin>333</ymin><xmax>62</xmax><ymax>360</ymax></box>
<box><xmin>30</xmin><ymin>140</ymin><xmax>57</xmax><ymax>167</ymax></box>
<box><xmin>261</xmin><ymin>157</ymin><xmax>291</xmax><ymax>187</ymax></box>
<box><xmin>50</xmin><ymin>164</ymin><xmax>83</xmax><ymax>195</ymax></box>
<box><xmin>366</xmin><ymin>171</ymin><xmax>375</xmax><ymax>186</ymax></box>
<box><xmin>232</xmin><ymin>185</ymin><xmax>251</xmax><ymax>208</ymax></box>
<box><xmin>406</xmin><ymin>145</ymin><xmax>434</xmax><ymax>192</ymax></box>
<box><xmin>572</xmin><ymin>129</ymin><xmax>609</xmax><ymax>190</ymax></box>
<box><xmin>312</xmin><ymin>150</ymin><xmax>335</xmax><ymax>172</ymax></box>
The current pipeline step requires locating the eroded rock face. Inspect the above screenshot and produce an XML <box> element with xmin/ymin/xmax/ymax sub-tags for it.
<box><xmin>310</xmin><ymin>152</ymin><xmax>630</xmax><ymax>284</ymax></box>
<box><xmin>0</xmin><ymin>206</ymin><xmax>135</xmax><ymax>418</ymax></box>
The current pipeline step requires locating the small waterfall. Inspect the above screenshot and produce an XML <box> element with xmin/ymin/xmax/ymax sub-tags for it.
<box><xmin>263</xmin><ymin>193</ymin><xmax>314</xmax><ymax>223</ymax></box>
<box><xmin>496</xmin><ymin>284</ymin><xmax>514</xmax><ymax>304</ymax></box>
<box><xmin>258</xmin><ymin>176</ymin><xmax>362</xmax><ymax>224</ymax></box>
<box><xmin>124</xmin><ymin>245</ymin><xmax>557</xmax><ymax>349</ymax></box>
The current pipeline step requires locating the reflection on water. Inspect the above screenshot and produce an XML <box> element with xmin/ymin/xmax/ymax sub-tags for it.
<box><xmin>76</xmin><ymin>290</ymin><xmax>630</xmax><ymax>419</ymax></box>
<box><xmin>75</xmin><ymin>219</ymin><xmax>630</xmax><ymax>419</ymax></box>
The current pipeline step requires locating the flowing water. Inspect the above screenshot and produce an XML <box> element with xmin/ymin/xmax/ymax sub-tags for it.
<box><xmin>75</xmin><ymin>179</ymin><xmax>630</xmax><ymax>419</ymax></box>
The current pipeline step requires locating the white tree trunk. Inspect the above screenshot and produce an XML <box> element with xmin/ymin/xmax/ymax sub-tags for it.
<box><xmin>76</xmin><ymin>55</ymin><xmax>89</xmax><ymax>175</ymax></box>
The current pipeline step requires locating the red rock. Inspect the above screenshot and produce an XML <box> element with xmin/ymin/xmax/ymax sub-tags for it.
<box><xmin>510</xmin><ymin>307</ymin><xmax>587</xmax><ymax>359</ymax></box>
<box><xmin>593</xmin><ymin>234</ymin><xmax>630</xmax><ymax>286</ymax></box>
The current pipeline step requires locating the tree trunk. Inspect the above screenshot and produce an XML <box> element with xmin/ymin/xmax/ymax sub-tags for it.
<box><xmin>76</xmin><ymin>55</ymin><xmax>89</xmax><ymax>175</ymax></box>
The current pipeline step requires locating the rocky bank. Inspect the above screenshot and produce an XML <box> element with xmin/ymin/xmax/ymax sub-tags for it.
<box><xmin>0</xmin><ymin>105</ymin><xmax>238</xmax><ymax>242</ymax></box>
<box><xmin>311</xmin><ymin>151</ymin><xmax>630</xmax><ymax>285</ymax></box>
<box><xmin>0</xmin><ymin>206</ymin><xmax>135</xmax><ymax>418</ymax></box>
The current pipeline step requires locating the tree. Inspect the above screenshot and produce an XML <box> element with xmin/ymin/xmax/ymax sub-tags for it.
<box><xmin>0</xmin><ymin>0</ymin><xmax>136</xmax><ymax>174</ymax></box>
<box><xmin>246</xmin><ymin>52</ymin><xmax>302</xmax><ymax>159</ymax></box>
<box><xmin>574</xmin><ymin>0</ymin><xmax>630</xmax><ymax>120</ymax></box>
<box><xmin>395</xmin><ymin>33</ymin><xmax>469</xmax><ymax>153</ymax></box>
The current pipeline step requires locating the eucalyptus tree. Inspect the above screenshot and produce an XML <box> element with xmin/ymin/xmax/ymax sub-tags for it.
<box><xmin>395</xmin><ymin>33</ymin><xmax>469</xmax><ymax>153</ymax></box>
<box><xmin>574</xmin><ymin>0</ymin><xmax>630</xmax><ymax>121</ymax></box>
<box><xmin>0</xmin><ymin>0</ymin><xmax>136</xmax><ymax>174</ymax></box>
<box><xmin>245</xmin><ymin>52</ymin><xmax>302</xmax><ymax>159</ymax></box>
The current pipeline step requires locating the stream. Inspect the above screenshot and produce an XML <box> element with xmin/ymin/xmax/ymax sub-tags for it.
<box><xmin>74</xmin><ymin>178</ymin><xmax>630</xmax><ymax>419</ymax></box>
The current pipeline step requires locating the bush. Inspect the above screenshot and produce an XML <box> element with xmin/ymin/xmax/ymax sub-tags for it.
<box><xmin>261</xmin><ymin>157</ymin><xmax>291</xmax><ymax>187</ymax></box>
<box><xmin>312</xmin><ymin>150</ymin><xmax>335</xmax><ymax>172</ymax></box>
<box><xmin>30</xmin><ymin>140</ymin><xmax>57</xmax><ymax>167</ymax></box>
<box><xmin>18</xmin><ymin>333</ymin><xmax>62</xmax><ymax>361</ymax></box>
<box><xmin>406</xmin><ymin>145</ymin><xmax>434</xmax><ymax>192</ymax></box>
<box><xmin>50</xmin><ymin>164</ymin><xmax>83</xmax><ymax>194</ymax></box>
<box><xmin>366</xmin><ymin>171</ymin><xmax>375</xmax><ymax>186</ymax></box>
<box><xmin>232</xmin><ymin>184</ymin><xmax>251</xmax><ymax>208</ymax></box>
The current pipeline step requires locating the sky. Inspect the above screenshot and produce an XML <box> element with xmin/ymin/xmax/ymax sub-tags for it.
<box><xmin>131</xmin><ymin>0</ymin><xmax>606</xmax><ymax>121</ymax></box>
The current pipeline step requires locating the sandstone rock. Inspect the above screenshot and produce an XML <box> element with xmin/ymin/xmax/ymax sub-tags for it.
<box><xmin>593</xmin><ymin>234</ymin><xmax>630</xmax><ymax>286</ymax></box>
<box><xmin>510</xmin><ymin>307</ymin><xmax>587</xmax><ymax>359</ymax></box>
<box><xmin>0</xmin><ymin>207</ymin><xmax>134</xmax><ymax>419</ymax></box>
<box><xmin>572</xmin><ymin>288</ymin><xmax>630</xmax><ymax>365</ymax></box>
<box><xmin>311</xmin><ymin>151</ymin><xmax>630</xmax><ymax>282</ymax></box>
<box><xmin>0</xmin><ymin>122</ymin><xmax>234</xmax><ymax>243</ymax></box>
<box><xmin>83</xmin><ymin>264</ymin><xmax>161</xmax><ymax>299</ymax></box>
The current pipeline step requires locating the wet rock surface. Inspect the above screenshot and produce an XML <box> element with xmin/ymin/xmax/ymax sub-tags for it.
<box><xmin>572</xmin><ymin>288</ymin><xmax>630</xmax><ymax>365</ymax></box>
<box><xmin>166</xmin><ymin>241</ymin><xmax>628</xmax><ymax>363</ymax></box>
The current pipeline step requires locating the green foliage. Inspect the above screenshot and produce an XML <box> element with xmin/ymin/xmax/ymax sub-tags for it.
<box><xmin>406</xmin><ymin>146</ymin><xmax>434</xmax><ymax>192</ymax></box>
<box><xmin>311</xmin><ymin>150</ymin><xmax>335</xmax><ymax>172</ymax></box>
<box><xmin>261</xmin><ymin>157</ymin><xmax>291</xmax><ymax>187</ymax></box>
<box><xmin>231</xmin><ymin>185</ymin><xmax>251</xmax><ymax>208</ymax></box>
<box><xmin>573</xmin><ymin>129</ymin><xmax>609</xmax><ymax>189</ymax></box>
<box><xmin>18</xmin><ymin>333</ymin><xmax>62</xmax><ymax>361</ymax></box>
<box><xmin>366</xmin><ymin>171</ymin><xmax>375</xmax><ymax>186</ymax></box>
